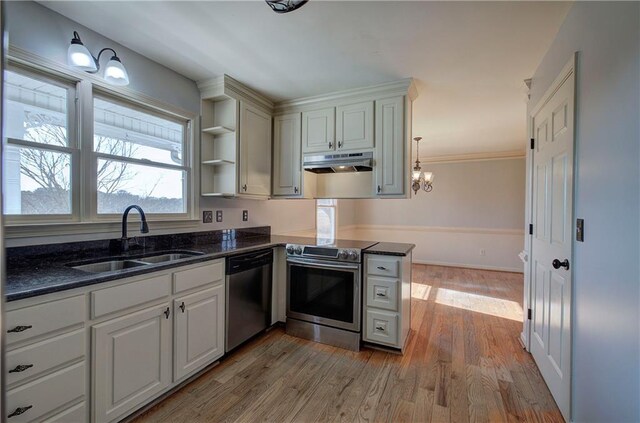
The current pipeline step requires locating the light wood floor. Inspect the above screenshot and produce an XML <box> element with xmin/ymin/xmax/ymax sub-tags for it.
<box><xmin>133</xmin><ymin>265</ymin><xmax>563</xmax><ymax>423</ymax></box>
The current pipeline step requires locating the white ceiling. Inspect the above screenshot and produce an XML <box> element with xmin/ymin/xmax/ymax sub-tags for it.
<box><xmin>40</xmin><ymin>0</ymin><xmax>571</xmax><ymax>157</ymax></box>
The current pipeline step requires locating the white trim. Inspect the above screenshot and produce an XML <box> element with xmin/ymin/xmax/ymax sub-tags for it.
<box><xmin>412</xmin><ymin>259</ymin><xmax>523</xmax><ymax>274</ymax></box>
<box><xmin>274</xmin><ymin>78</ymin><xmax>417</xmax><ymax>114</ymax></box>
<box><xmin>530</xmin><ymin>53</ymin><xmax>576</xmax><ymax>117</ymax></box>
<box><xmin>343</xmin><ymin>224</ymin><xmax>524</xmax><ymax>236</ymax></box>
<box><xmin>198</xmin><ymin>74</ymin><xmax>273</xmax><ymax>113</ymax></box>
<box><xmin>420</xmin><ymin>150</ymin><xmax>525</xmax><ymax>165</ymax></box>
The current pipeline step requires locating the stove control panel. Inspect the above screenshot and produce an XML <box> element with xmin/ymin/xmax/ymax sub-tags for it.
<box><xmin>285</xmin><ymin>244</ymin><xmax>360</xmax><ymax>262</ymax></box>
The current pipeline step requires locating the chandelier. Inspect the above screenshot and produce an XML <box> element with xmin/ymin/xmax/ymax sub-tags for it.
<box><xmin>265</xmin><ymin>0</ymin><xmax>308</xmax><ymax>13</ymax></box>
<box><xmin>411</xmin><ymin>137</ymin><xmax>434</xmax><ymax>194</ymax></box>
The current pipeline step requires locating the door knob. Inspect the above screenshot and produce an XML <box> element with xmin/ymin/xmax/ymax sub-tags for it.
<box><xmin>552</xmin><ymin>258</ymin><xmax>570</xmax><ymax>270</ymax></box>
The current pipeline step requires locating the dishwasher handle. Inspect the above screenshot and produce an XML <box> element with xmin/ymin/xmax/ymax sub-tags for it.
<box><xmin>226</xmin><ymin>249</ymin><xmax>273</xmax><ymax>275</ymax></box>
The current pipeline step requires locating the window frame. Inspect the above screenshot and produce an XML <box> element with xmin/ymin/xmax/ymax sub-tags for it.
<box><xmin>3</xmin><ymin>63</ymin><xmax>81</xmax><ymax>224</ymax></box>
<box><xmin>3</xmin><ymin>56</ymin><xmax>198</xmax><ymax>233</ymax></box>
<box><xmin>316</xmin><ymin>199</ymin><xmax>338</xmax><ymax>241</ymax></box>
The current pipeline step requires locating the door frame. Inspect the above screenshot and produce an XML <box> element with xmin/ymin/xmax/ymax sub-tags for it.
<box><xmin>523</xmin><ymin>52</ymin><xmax>577</xmax><ymax>420</ymax></box>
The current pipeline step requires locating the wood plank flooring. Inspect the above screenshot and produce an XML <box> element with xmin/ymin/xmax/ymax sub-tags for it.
<box><xmin>133</xmin><ymin>265</ymin><xmax>563</xmax><ymax>423</ymax></box>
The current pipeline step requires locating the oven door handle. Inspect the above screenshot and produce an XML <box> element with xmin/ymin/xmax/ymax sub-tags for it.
<box><xmin>287</xmin><ymin>257</ymin><xmax>360</xmax><ymax>271</ymax></box>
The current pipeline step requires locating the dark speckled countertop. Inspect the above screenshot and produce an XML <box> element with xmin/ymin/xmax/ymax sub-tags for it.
<box><xmin>364</xmin><ymin>242</ymin><xmax>415</xmax><ymax>256</ymax></box>
<box><xmin>5</xmin><ymin>227</ymin><xmax>414</xmax><ymax>302</ymax></box>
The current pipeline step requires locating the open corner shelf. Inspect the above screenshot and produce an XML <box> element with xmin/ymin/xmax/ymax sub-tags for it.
<box><xmin>202</xmin><ymin>125</ymin><xmax>235</xmax><ymax>135</ymax></box>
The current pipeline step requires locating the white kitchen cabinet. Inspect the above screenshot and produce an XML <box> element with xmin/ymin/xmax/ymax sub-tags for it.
<box><xmin>173</xmin><ymin>284</ymin><xmax>225</xmax><ymax>381</ymax></box>
<box><xmin>92</xmin><ymin>303</ymin><xmax>172</xmax><ymax>423</ymax></box>
<box><xmin>239</xmin><ymin>101</ymin><xmax>272</xmax><ymax>197</ymax></box>
<box><xmin>363</xmin><ymin>253</ymin><xmax>412</xmax><ymax>351</ymax></box>
<box><xmin>272</xmin><ymin>113</ymin><xmax>302</xmax><ymax>196</ymax></box>
<box><xmin>375</xmin><ymin>96</ymin><xmax>406</xmax><ymax>196</ymax></box>
<box><xmin>302</xmin><ymin>107</ymin><xmax>335</xmax><ymax>153</ymax></box>
<box><xmin>336</xmin><ymin>101</ymin><xmax>374</xmax><ymax>151</ymax></box>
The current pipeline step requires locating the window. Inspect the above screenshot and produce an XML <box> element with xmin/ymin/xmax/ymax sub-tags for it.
<box><xmin>93</xmin><ymin>96</ymin><xmax>188</xmax><ymax>215</ymax></box>
<box><xmin>3</xmin><ymin>69</ymin><xmax>77</xmax><ymax>217</ymax></box>
<box><xmin>316</xmin><ymin>199</ymin><xmax>337</xmax><ymax>242</ymax></box>
<box><xmin>2</xmin><ymin>64</ymin><xmax>194</xmax><ymax>226</ymax></box>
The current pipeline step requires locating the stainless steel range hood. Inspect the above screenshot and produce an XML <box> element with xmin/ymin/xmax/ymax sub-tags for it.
<box><xmin>303</xmin><ymin>151</ymin><xmax>373</xmax><ymax>174</ymax></box>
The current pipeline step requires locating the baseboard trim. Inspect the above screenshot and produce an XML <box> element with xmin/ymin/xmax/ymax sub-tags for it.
<box><xmin>413</xmin><ymin>259</ymin><xmax>523</xmax><ymax>274</ymax></box>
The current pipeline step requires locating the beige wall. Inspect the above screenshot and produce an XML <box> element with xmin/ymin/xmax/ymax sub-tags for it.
<box><xmin>337</xmin><ymin>158</ymin><xmax>526</xmax><ymax>272</ymax></box>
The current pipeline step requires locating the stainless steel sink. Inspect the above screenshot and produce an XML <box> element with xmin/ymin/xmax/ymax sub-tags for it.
<box><xmin>71</xmin><ymin>260</ymin><xmax>149</xmax><ymax>273</ymax></box>
<box><xmin>136</xmin><ymin>253</ymin><xmax>200</xmax><ymax>264</ymax></box>
<box><xmin>69</xmin><ymin>250</ymin><xmax>203</xmax><ymax>273</ymax></box>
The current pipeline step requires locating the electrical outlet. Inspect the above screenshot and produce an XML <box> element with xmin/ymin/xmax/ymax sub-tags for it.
<box><xmin>216</xmin><ymin>210</ymin><xmax>223</xmax><ymax>222</ymax></box>
<box><xmin>242</xmin><ymin>210</ymin><xmax>249</xmax><ymax>221</ymax></box>
<box><xmin>480</xmin><ymin>249</ymin><xmax>486</xmax><ymax>256</ymax></box>
<box><xmin>202</xmin><ymin>210</ymin><xmax>213</xmax><ymax>224</ymax></box>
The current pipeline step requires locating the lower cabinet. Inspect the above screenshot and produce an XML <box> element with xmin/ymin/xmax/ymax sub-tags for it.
<box><xmin>174</xmin><ymin>284</ymin><xmax>225</xmax><ymax>381</ymax></box>
<box><xmin>92</xmin><ymin>303</ymin><xmax>172</xmax><ymax>423</ymax></box>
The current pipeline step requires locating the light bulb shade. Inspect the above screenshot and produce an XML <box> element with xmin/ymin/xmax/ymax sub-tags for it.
<box><xmin>68</xmin><ymin>42</ymin><xmax>97</xmax><ymax>72</ymax></box>
<box><xmin>412</xmin><ymin>169</ymin><xmax>423</xmax><ymax>181</ymax></box>
<box><xmin>423</xmin><ymin>172</ymin><xmax>434</xmax><ymax>183</ymax></box>
<box><xmin>103</xmin><ymin>56</ymin><xmax>129</xmax><ymax>86</ymax></box>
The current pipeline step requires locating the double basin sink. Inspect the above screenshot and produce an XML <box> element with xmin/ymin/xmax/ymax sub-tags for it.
<box><xmin>69</xmin><ymin>251</ymin><xmax>204</xmax><ymax>274</ymax></box>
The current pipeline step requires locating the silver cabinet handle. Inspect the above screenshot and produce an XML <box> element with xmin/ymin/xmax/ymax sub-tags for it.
<box><xmin>9</xmin><ymin>364</ymin><xmax>33</xmax><ymax>373</ymax></box>
<box><xmin>7</xmin><ymin>325</ymin><xmax>32</xmax><ymax>333</ymax></box>
<box><xmin>8</xmin><ymin>406</ymin><xmax>32</xmax><ymax>418</ymax></box>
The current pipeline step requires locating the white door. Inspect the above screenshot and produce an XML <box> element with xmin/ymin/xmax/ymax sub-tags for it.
<box><xmin>92</xmin><ymin>304</ymin><xmax>172</xmax><ymax>423</ymax></box>
<box><xmin>529</xmin><ymin>58</ymin><xmax>575</xmax><ymax>421</ymax></box>
<box><xmin>272</xmin><ymin>113</ymin><xmax>302</xmax><ymax>196</ymax></box>
<box><xmin>174</xmin><ymin>285</ymin><xmax>225</xmax><ymax>381</ymax></box>
<box><xmin>375</xmin><ymin>96</ymin><xmax>405</xmax><ymax>196</ymax></box>
<box><xmin>239</xmin><ymin>102</ymin><xmax>271</xmax><ymax>196</ymax></box>
<box><xmin>336</xmin><ymin>101</ymin><xmax>374</xmax><ymax>151</ymax></box>
<box><xmin>302</xmin><ymin>107</ymin><xmax>335</xmax><ymax>153</ymax></box>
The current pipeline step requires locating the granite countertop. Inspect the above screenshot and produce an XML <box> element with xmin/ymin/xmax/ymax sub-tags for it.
<box><xmin>5</xmin><ymin>228</ymin><xmax>415</xmax><ymax>302</ymax></box>
<box><xmin>364</xmin><ymin>242</ymin><xmax>416</xmax><ymax>256</ymax></box>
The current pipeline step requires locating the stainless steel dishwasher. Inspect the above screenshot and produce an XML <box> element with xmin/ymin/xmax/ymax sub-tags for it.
<box><xmin>225</xmin><ymin>249</ymin><xmax>273</xmax><ymax>352</ymax></box>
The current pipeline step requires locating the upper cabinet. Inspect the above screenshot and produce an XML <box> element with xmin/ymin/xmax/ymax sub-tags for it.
<box><xmin>375</xmin><ymin>96</ymin><xmax>405</xmax><ymax>196</ymax></box>
<box><xmin>302</xmin><ymin>107</ymin><xmax>335</xmax><ymax>153</ymax></box>
<box><xmin>239</xmin><ymin>102</ymin><xmax>272</xmax><ymax>197</ymax></box>
<box><xmin>336</xmin><ymin>101</ymin><xmax>374</xmax><ymax>151</ymax></box>
<box><xmin>273</xmin><ymin>113</ymin><xmax>302</xmax><ymax>196</ymax></box>
<box><xmin>198</xmin><ymin>75</ymin><xmax>273</xmax><ymax>199</ymax></box>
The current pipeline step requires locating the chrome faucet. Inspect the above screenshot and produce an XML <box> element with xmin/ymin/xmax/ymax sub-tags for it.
<box><xmin>110</xmin><ymin>205</ymin><xmax>149</xmax><ymax>253</ymax></box>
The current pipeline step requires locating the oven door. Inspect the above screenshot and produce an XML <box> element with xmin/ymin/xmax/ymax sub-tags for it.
<box><xmin>286</xmin><ymin>257</ymin><xmax>361</xmax><ymax>332</ymax></box>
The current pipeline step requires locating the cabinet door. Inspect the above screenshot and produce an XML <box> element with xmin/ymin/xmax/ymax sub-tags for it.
<box><xmin>273</xmin><ymin>113</ymin><xmax>302</xmax><ymax>196</ymax></box>
<box><xmin>239</xmin><ymin>102</ymin><xmax>272</xmax><ymax>197</ymax></box>
<box><xmin>173</xmin><ymin>285</ymin><xmax>225</xmax><ymax>381</ymax></box>
<box><xmin>302</xmin><ymin>107</ymin><xmax>335</xmax><ymax>153</ymax></box>
<box><xmin>92</xmin><ymin>303</ymin><xmax>171</xmax><ymax>423</ymax></box>
<box><xmin>336</xmin><ymin>101</ymin><xmax>374</xmax><ymax>151</ymax></box>
<box><xmin>375</xmin><ymin>96</ymin><xmax>405</xmax><ymax>196</ymax></box>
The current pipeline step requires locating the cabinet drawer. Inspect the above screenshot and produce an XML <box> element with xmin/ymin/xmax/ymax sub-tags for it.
<box><xmin>365</xmin><ymin>309</ymin><xmax>399</xmax><ymax>346</ymax></box>
<box><xmin>173</xmin><ymin>260</ymin><xmax>224</xmax><ymax>294</ymax></box>
<box><xmin>367</xmin><ymin>256</ymin><xmax>400</xmax><ymax>278</ymax></box>
<box><xmin>6</xmin><ymin>329</ymin><xmax>85</xmax><ymax>387</ymax></box>
<box><xmin>6</xmin><ymin>295</ymin><xmax>85</xmax><ymax>346</ymax></box>
<box><xmin>91</xmin><ymin>274</ymin><xmax>170</xmax><ymax>318</ymax></box>
<box><xmin>6</xmin><ymin>362</ymin><xmax>85</xmax><ymax>423</ymax></box>
<box><xmin>366</xmin><ymin>276</ymin><xmax>399</xmax><ymax>311</ymax></box>
<box><xmin>42</xmin><ymin>402</ymin><xmax>85</xmax><ymax>423</ymax></box>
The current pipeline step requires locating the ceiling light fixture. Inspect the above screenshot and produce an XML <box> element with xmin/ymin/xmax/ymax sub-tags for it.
<box><xmin>67</xmin><ymin>31</ymin><xmax>130</xmax><ymax>86</ymax></box>
<box><xmin>411</xmin><ymin>137</ymin><xmax>434</xmax><ymax>194</ymax></box>
<box><xmin>265</xmin><ymin>0</ymin><xmax>308</xmax><ymax>14</ymax></box>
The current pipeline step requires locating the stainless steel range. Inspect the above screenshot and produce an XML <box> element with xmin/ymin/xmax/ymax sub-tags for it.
<box><xmin>285</xmin><ymin>239</ymin><xmax>377</xmax><ymax>351</ymax></box>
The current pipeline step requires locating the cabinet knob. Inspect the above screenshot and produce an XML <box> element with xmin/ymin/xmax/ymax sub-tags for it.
<box><xmin>8</xmin><ymin>406</ymin><xmax>32</xmax><ymax>418</ymax></box>
<box><xmin>294</xmin><ymin>186</ymin><xmax>298</xmax><ymax>194</ymax></box>
<box><xmin>338</xmin><ymin>141</ymin><xmax>343</xmax><ymax>148</ymax></box>
<box><xmin>329</xmin><ymin>142</ymin><xmax>333</xmax><ymax>149</ymax></box>
<box><xmin>377</xmin><ymin>185</ymin><xmax>381</xmax><ymax>194</ymax></box>
<box><xmin>242</xmin><ymin>184</ymin><xmax>247</xmax><ymax>192</ymax></box>
<box><xmin>179</xmin><ymin>302</ymin><xmax>186</xmax><ymax>313</ymax></box>
<box><xmin>8</xmin><ymin>364</ymin><xmax>33</xmax><ymax>373</ymax></box>
<box><xmin>7</xmin><ymin>325</ymin><xmax>32</xmax><ymax>333</ymax></box>
<box><xmin>164</xmin><ymin>307</ymin><xmax>171</xmax><ymax>319</ymax></box>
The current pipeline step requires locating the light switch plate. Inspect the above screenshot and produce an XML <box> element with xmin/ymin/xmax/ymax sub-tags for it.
<box><xmin>203</xmin><ymin>210</ymin><xmax>213</xmax><ymax>224</ymax></box>
<box><xmin>216</xmin><ymin>210</ymin><xmax>223</xmax><ymax>222</ymax></box>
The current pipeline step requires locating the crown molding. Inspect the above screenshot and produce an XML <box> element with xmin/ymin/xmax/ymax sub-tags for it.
<box><xmin>274</xmin><ymin>78</ymin><xmax>417</xmax><ymax>114</ymax></box>
<box><xmin>198</xmin><ymin>74</ymin><xmax>274</xmax><ymax>112</ymax></box>
<box><xmin>420</xmin><ymin>150</ymin><xmax>525</xmax><ymax>165</ymax></box>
